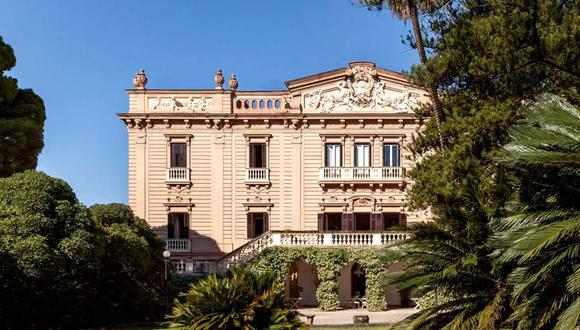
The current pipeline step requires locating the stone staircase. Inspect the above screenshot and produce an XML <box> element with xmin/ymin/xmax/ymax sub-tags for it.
<box><xmin>217</xmin><ymin>230</ymin><xmax>409</xmax><ymax>270</ymax></box>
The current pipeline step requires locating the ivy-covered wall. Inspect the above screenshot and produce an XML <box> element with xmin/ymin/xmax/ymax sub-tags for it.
<box><xmin>244</xmin><ymin>246</ymin><xmax>392</xmax><ymax>311</ymax></box>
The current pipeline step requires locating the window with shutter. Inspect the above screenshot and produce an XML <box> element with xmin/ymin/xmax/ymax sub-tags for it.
<box><xmin>249</xmin><ymin>143</ymin><xmax>267</xmax><ymax>168</ymax></box>
<box><xmin>341</xmin><ymin>213</ymin><xmax>354</xmax><ymax>231</ymax></box>
<box><xmin>370</xmin><ymin>213</ymin><xmax>383</xmax><ymax>231</ymax></box>
<box><xmin>167</xmin><ymin>213</ymin><xmax>189</xmax><ymax>239</ymax></box>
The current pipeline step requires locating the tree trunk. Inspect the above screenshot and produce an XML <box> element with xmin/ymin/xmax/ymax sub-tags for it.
<box><xmin>408</xmin><ymin>1</ymin><xmax>446</xmax><ymax>148</ymax></box>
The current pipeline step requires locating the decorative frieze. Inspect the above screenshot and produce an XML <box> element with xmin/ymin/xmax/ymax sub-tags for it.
<box><xmin>149</xmin><ymin>96</ymin><xmax>212</xmax><ymax>112</ymax></box>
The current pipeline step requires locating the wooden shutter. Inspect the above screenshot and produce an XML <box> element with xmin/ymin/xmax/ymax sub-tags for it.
<box><xmin>261</xmin><ymin>144</ymin><xmax>267</xmax><ymax>168</ymax></box>
<box><xmin>167</xmin><ymin>214</ymin><xmax>175</xmax><ymax>239</ymax></box>
<box><xmin>399</xmin><ymin>213</ymin><xmax>407</xmax><ymax>227</ymax></box>
<box><xmin>183</xmin><ymin>213</ymin><xmax>190</xmax><ymax>239</ymax></box>
<box><xmin>318</xmin><ymin>213</ymin><xmax>325</xmax><ymax>231</ymax></box>
<box><xmin>263</xmin><ymin>213</ymin><xmax>269</xmax><ymax>232</ymax></box>
<box><xmin>247</xmin><ymin>214</ymin><xmax>254</xmax><ymax>238</ymax></box>
<box><xmin>342</xmin><ymin>213</ymin><xmax>354</xmax><ymax>231</ymax></box>
<box><xmin>370</xmin><ymin>213</ymin><xmax>383</xmax><ymax>231</ymax></box>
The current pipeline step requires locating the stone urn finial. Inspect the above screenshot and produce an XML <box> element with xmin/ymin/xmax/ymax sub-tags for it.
<box><xmin>214</xmin><ymin>69</ymin><xmax>224</xmax><ymax>89</ymax></box>
<box><xmin>229</xmin><ymin>74</ymin><xmax>238</xmax><ymax>91</ymax></box>
<box><xmin>132</xmin><ymin>69</ymin><xmax>148</xmax><ymax>89</ymax></box>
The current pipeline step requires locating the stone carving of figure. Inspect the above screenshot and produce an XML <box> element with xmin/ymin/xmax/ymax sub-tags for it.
<box><xmin>306</xmin><ymin>89</ymin><xmax>323</xmax><ymax>109</ymax></box>
<box><xmin>373</xmin><ymin>81</ymin><xmax>394</xmax><ymax>108</ymax></box>
<box><xmin>393</xmin><ymin>88</ymin><xmax>419</xmax><ymax>113</ymax></box>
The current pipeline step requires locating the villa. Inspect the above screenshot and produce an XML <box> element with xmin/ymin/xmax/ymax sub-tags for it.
<box><xmin>118</xmin><ymin>61</ymin><xmax>430</xmax><ymax>308</ymax></box>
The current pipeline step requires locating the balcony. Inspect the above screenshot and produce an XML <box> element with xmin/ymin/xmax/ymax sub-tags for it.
<box><xmin>166</xmin><ymin>167</ymin><xmax>190</xmax><ymax>184</ymax></box>
<box><xmin>319</xmin><ymin>167</ymin><xmax>403</xmax><ymax>183</ymax></box>
<box><xmin>166</xmin><ymin>238</ymin><xmax>190</xmax><ymax>252</ymax></box>
<box><xmin>245</xmin><ymin>168</ymin><xmax>270</xmax><ymax>184</ymax></box>
<box><xmin>274</xmin><ymin>231</ymin><xmax>408</xmax><ymax>246</ymax></box>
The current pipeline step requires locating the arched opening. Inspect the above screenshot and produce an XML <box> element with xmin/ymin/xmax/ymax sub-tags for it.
<box><xmin>385</xmin><ymin>262</ymin><xmax>407</xmax><ymax>307</ymax></box>
<box><xmin>285</xmin><ymin>261</ymin><xmax>318</xmax><ymax>307</ymax></box>
<box><xmin>287</xmin><ymin>262</ymin><xmax>299</xmax><ymax>299</ymax></box>
<box><xmin>351</xmin><ymin>262</ymin><xmax>366</xmax><ymax>298</ymax></box>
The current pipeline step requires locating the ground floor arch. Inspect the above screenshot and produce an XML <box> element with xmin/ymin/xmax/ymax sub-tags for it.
<box><xmin>285</xmin><ymin>261</ymin><xmax>319</xmax><ymax>307</ymax></box>
<box><xmin>247</xmin><ymin>246</ymin><xmax>409</xmax><ymax>311</ymax></box>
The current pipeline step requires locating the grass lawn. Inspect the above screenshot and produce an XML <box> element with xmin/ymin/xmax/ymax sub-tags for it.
<box><xmin>307</xmin><ymin>326</ymin><xmax>391</xmax><ymax>329</ymax></box>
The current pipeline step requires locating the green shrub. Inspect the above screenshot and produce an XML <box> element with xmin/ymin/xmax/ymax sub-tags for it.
<box><xmin>0</xmin><ymin>171</ymin><xmax>165</xmax><ymax>327</ymax></box>
<box><xmin>246</xmin><ymin>246</ymin><xmax>391</xmax><ymax>312</ymax></box>
<box><xmin>315</xmin><ymin>280</ymin><xmax>341</xmax><ymax>311</ymax></box>
<box><xmin>167</xmin><ymin>268</ymin><xmax>300</xmax><ymax>329</ymax></box>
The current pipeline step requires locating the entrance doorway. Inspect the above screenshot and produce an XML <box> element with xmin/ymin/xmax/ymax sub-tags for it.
<box><xmin>354</xmin><ymin>213</ymin><xmax>371</xmax><ymax>231</ymax></box>
<box><xmin>247</xmin><ymin>213</ymin><xmax>269</xmax><ymax>238</ymax></box>
<box><xmin>351</xmin><ymin>263</ymin><xmax>366</xmax><ymax>297</ymax></box>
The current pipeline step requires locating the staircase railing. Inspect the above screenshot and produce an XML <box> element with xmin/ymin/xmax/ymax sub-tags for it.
<box><xmin>217</xmin><ymin>230</ymin><xmax>408</xmax><ymax>271</ymax></box>
<box><xmin>218</xmin><ymin>231</ymin><xmax>273</xmax><ymax>270</ymax></box>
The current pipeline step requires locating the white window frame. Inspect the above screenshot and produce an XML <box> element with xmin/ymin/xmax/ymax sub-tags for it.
<box><xmin>383</xmin><ymin>143</ymin><xmax>399</xmax><ymax>167</ymax></box>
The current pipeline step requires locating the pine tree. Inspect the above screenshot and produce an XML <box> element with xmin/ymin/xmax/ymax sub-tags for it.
<box><xmin>371</xmin><ymin>0</ymin><xmax>578</xmax><ymax>328</ymax></box>
<box><xmin>0</xmin><ymin>36</ymin><xmax>46</xmax><ymax>177</ymax></box>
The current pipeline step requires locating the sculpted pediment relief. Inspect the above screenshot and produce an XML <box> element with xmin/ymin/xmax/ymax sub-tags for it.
<box><xmin>303</xmin><ymin>64</ymin><xmax>421</xmax><ymax>113</ymax></box>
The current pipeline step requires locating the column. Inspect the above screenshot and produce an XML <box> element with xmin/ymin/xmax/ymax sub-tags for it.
<box><xmin>212</xmin><ymin>133</ymin><xmax>225</xmax><ymax>249</ymax></box>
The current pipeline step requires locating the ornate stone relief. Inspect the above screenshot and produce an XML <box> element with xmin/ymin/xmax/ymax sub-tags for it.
<box><xmin>353</xmin><ymin>197</ymin><xmax>374</xmax><ymax>207</ymax></box>
<box><xmin>149</xmin><ymin>96</ymin><xmax>212</xmax><ymax>112</ymax></box>
<box><xmin>305</xmin><ymin>66</ymin><xmax>420</xmax><ymax>113</ymax></box>
<box><xmin>163</xmin><ymin>195</ymin><xmax>194</xmax><ymax>211</ymax></box>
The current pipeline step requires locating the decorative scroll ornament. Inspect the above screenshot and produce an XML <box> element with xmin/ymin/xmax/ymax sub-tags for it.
<box><xmin>306</xmin><ymin>66</ymin><xmax>420</xmax><ymax>113</ymax></box>
<box><xmin>132</xmin><ymin>69</ymin><xmax>148</xmax><ymax>89</ymax></box>
<box><xmin>149</xmin><ymin>96</ymin><xmax>212</xmax><ymax>112</ymax></box>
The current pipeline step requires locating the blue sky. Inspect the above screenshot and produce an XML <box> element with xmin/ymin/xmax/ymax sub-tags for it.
<box><xmin>0</xmin><ymin>1</ymin><xmax>419</xmax><ymax>206</ymax></box>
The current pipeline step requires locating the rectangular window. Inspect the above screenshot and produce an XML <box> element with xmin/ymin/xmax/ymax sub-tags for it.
<box><xmin>354</xmin><ymin>143</ymin><xmax>371</xmax><ymax>167</ymax></box>
<box><xmin>170</xmin><ymin>143</ymin><xmax>187</xmax><ymax>168</ymax></box>
<box><xmin>324</xmin><ymin>144</ymin><xmax>342</xmax><ymax>167</ymax></box>
<box><xmin>383</xmin><ymin>144</ymin><xmax>399</xmax><ymax>167</ymax></box>
<box><xmin>249</xmin><ymin>143</ymin><xmax>267</xmax><ymax>168</ymax></box>
<box><xmin>167</xmin><ymin>213</ymin><xmax>189</xmax><ymax>239</ymax></box>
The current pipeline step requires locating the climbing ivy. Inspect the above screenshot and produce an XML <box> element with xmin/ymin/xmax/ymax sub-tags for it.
<box><xmin>244</xmin><ymin>247</ymin><xmax>391</xmax><ymax>311</ymax></box>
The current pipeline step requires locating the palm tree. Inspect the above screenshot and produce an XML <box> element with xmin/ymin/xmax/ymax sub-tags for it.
<box><xmin>166</xmin><ymin>268</ymin><xmax>300</xmax><ymax>329</ymax></box>
<box><xmin>382</xmin><ymin>189</ymin><xmax>512</xmax><ymax>329</ymax></box>
<box><xmin>493</xmin><ymin>94</ymin><xmax>580</xmax><ymax>330</ymax></box>
<box><xmin>360</xmin><ymin>0</ymin><xmax>446</xmax><ymax>147</ymax></box>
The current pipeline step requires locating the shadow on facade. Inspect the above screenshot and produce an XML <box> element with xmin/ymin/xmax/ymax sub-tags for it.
<box><xmin>151</xmin><ymin>225</ymin><xmax>223</xmax><ymax>260</ymax></box>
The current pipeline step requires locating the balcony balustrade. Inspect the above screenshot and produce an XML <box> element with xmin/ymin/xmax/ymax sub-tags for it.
<box><xmin>166</xmin><ymin>238</ymin><xmax>190</xmax><ymax>252</ymax></box>
<box><xmin>319</xmin><ymin>167</ymin><xmax>403</xmax><ymax>183</ymax></box>
<box><xmin>245</xmin><ymin>168</ymin><xmax>270</xmax><ymax>184</ymax></box>
<box><xmin>219</xmin><ymin>230</ymin><xmax>408</xmax><ymax>270</ymax></box>
<box><xmin>166</xmin><ymin>167</ymin><xmax>190</xmax><ymax>183</ymax></box>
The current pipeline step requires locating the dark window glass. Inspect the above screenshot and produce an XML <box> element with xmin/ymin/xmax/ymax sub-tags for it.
<box><xmin>354</xmin><ymin>213</ymin><xmax>371</xmax><ymax>231</ymax></box>
<box><xmin>383</xmin><ymin>144</ymin><xmax>399</xmax><ymax>167</ymax></box>
<box><xmin>247</xmin><ymin>213</ymin><xmax>269</xmax><ymax>238</ymax></box>
<box><xmin>168</xmin><ymin>213</ymin><xmax>189</xmax><ymax>239</ymax></box>
<box><xmin>383</xmin><ymin>213</ymin><xmax>400</xmax><ymax>228</ymax></box>
<box><xmin>170</xmin><ymin>143</ymin><xmax>187</xmax><ymax>167</ymax></box>
<box><xmin>326</xmin><ymin>213</ymin><xmax>342</xmax><ymax>231</ymax></box>
<box><xmin>249</xmin><ymin>143</ymin><xmax>267</xmax><ymax>168</ymax></box>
